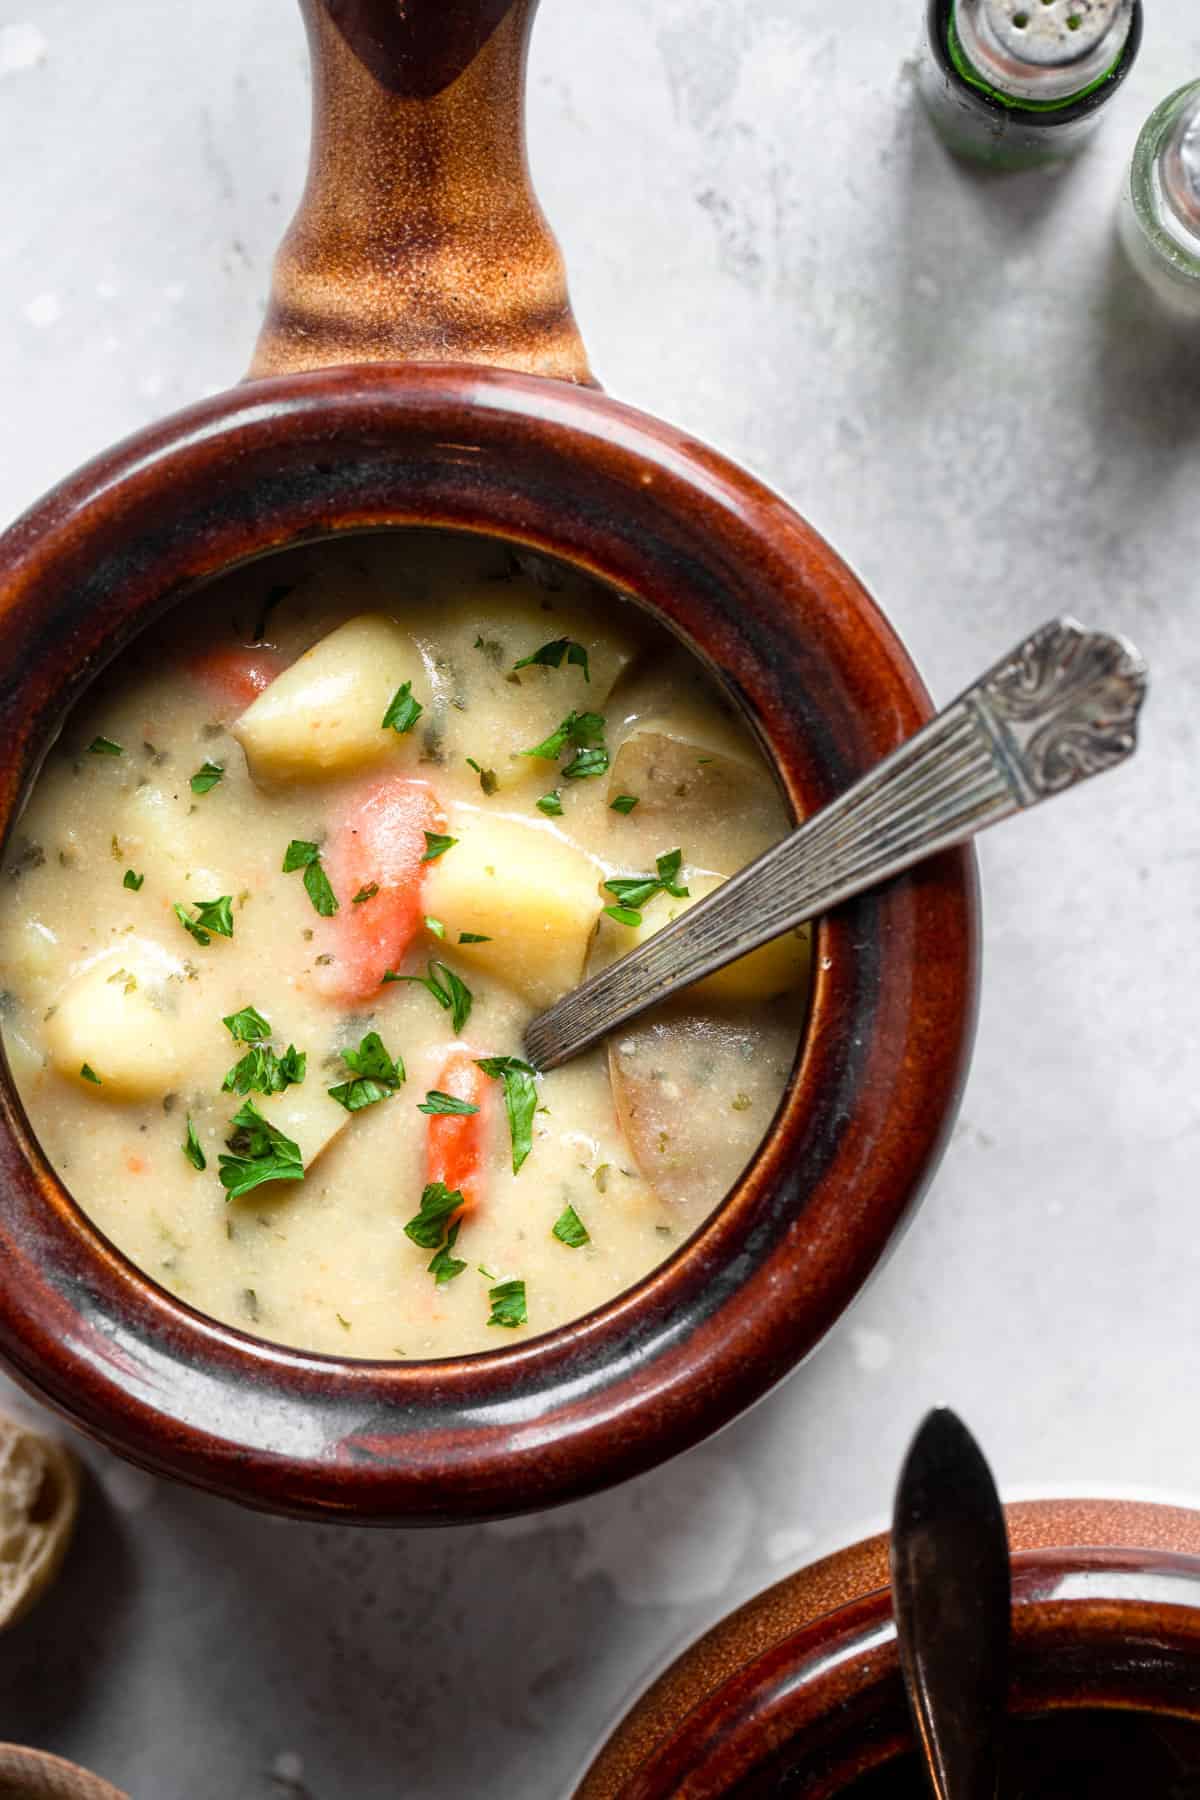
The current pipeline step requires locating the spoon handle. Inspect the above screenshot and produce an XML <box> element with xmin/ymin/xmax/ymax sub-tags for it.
<box><xmin>524</xmin><ymin>616</ymin><xmax>1147</xmax><ymax>1071</ymax></box>
<box><xmin>891</xmin><ymin>1409</ymin><xmax>1012</xmax><ymax>1800</ymax></box>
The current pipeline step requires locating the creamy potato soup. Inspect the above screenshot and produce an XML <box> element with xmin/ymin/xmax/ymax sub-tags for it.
<box><xmin>0</xmin><ymin>534</ymin><xmax>809</xmax><ymax>1358</ymax></box>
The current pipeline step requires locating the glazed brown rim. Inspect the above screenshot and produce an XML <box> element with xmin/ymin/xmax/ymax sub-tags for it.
<box><xmin>0</xmin><ymin>363</ymin><xmax>977</xmax><ymax>1522</ymax></box>
<box><xmin>576</xmin><ymin>1499</ymin><xmax>1200</xmax><ymax>1799</ymax></box>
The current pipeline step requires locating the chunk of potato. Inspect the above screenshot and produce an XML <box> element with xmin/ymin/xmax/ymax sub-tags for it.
<box><xmin>255</xmin><ymin>1086</ymin><xmax>350</xmax><ymax>1172</ymax></box>
<box><xmin>421</xmin><ymin>810</ymin><xmax>603</xmax><ymax>1007</ymax></box>
<box><xmin>46</xmin><ymin>943</ymin><xmax>187</xmax><ymax>1099</ymax></box>
<box><xmin>0</xmin><ymin>1409</ymin><xmax>80</xmax><ymax>1630</ymax></box>
<box><xmin>408</xmin><ymin>586</ymin><xmax>644</xmax><ymax>792</ymax></box>
<box><xmin>233</xmin><ymin>614</ymin><xmax>426</xmax><ymax>783</ymax></box>
<box><xmin>596</xmin><ymin>873</ymin><xmax>811</xmax><ymax>1004</ymax></box>
<box><xmin>606</xmin><ymin>729</ymin><xmax>789</xmax><ymax>872</ymax></box>
<box><xmin>608</xmin><ymin>1008</ymin><xmax>801</xmax><ymax>1210</ymax></box>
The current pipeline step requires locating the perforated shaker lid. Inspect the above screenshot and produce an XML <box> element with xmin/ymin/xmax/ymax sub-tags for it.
<box><xmin>955</xmin><ymin>0</ymin><xmax>1135</xmax><ymax>105</ymax></box>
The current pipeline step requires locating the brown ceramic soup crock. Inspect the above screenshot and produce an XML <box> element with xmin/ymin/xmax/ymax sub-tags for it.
<box><xmin>574</xmin><ymin>1500</ymin><xmax>1200</xmax><ymax>1799</ymax></box>
<box><xmin>0</xmin><ymin>3</ymin><xmax>976</xmax><ymax>1523</ymax></box>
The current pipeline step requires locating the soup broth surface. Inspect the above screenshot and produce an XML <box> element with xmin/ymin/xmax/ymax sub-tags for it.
<box><xmin>0</xmin><ymin>533</ymin><xmax>807</xmax><ymax>1357</ymax></box>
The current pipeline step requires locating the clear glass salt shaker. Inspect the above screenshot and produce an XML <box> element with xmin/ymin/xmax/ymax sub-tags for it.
<box><xmin>1118</xmin><ymin>81</ymin><xmax>1200</xmax><ymax>318</ymax></box>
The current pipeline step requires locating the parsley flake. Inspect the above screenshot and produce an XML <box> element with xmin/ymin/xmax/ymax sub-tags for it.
<box><xmin>602</xmin><ymin>848</ymin><xmax>689</xmax><ymax>927</ymax></box>
<box><xmin>223</xmin><ymin>1005</ymin><xmax>272</xmax><ymax>1043</ymax></box>
<box><xmin>352</xmin><ymin>882</ymin><xmax>379</xmax><ymax>905</ymax></box>
<box><xmin>610</xmin><ymin>794</ymin><xmax>640</xmax><ymax>815</ymax></box>
<box><xmin>458</xmin><ymin>931</ymin><xmax>491</xmax><ymax>945</ymax></box>
<box><xmin>190</xmin><ymin>761</ymin><xmax>225</xmax><ymax>795</ymax></box>
<box><xmin>328</xmin><ymin>1031</ymin><xmax>405</xmax><ymax>1112</ymax></box>
<box><xmin>87</xmin><ymin>736</ymin><xmax>123</xmax><ymax>757</ymax></box>
<box><xmin>475</xmin><ymin>1055</ymin><xmax>538</xmax><ymax>1173</ymax></box>
<box><xmin>421</xmin><ymin>831</ymin><xmax>457</xmax><ymax>863</ymax></box>
<box><xmin>80</xmin><ymin>1063</ymin><xmax>101</xmax><ymax>1086</ymax></box>
<box><xmin>513</xmin><ymin>637</ymin><xmax>591</xmax><ymax>683</ymax></box>
<box><xmin>553</xmin><ymin>1204</ymin><xmax>590</xmax><ymax>1248</ymax></box>
<box><xmin>522</xmin><ymin>710</ymin><xmax>607</xmax><ymax>775</ymax></box>
<box><xmin>174</xmin><ymin>896</ymin><xmax>235</xmax><ymax>946</ymax></box>
<box><xmin>386</xmin><ymin>959</ymin><xmax>473</xmax><ymax>1034</ymax></box>
<box><xmin>282</xmin><ymin>840</ymin><xmax>339</xmax><ymax>917</ymax></box>
<box><xmin>123</xmin><ymin>869</ymin><xmax>145</xmax><ymax>891</ymax></box>
<box><xmin>223</xmin><ymin>1042</ymin><xmax>306</xmax><ymax>1098</ymax></box>
<box><xmin>418</xmin><ymin>1090</ymin><xmax>481</xmax><ymax>1116</ymax></box>
<box><xmin>218</xmin><ymin>1099</ymin><xmax>305</xmax><ymax>1202</ymax></box>
<box><xmin>428</xmin><ymin>1219</ymin><xmax>467</xmax><ymax>1286</ymax></box>
<box><xmin>183</xmin><ymin>1116</ymin><xmax>207</xmax><ymax>1171</ymax></box>
<box><xmin>466</xmin><ymin>757</ymin><xmax>499</xmax><ymax>796</ymax></box>
<box><xmin>425</xmin><ymin>915</ymin><xmax>447</xmax><ymax>939</ymax></box>
<box><xmin>536</xmin><ymin>791</ymin><xmax>563</xmax><ymax>817</ymax></box>
<box><xmin>404</xmin><ymin>1180</ymin><xmax>466</xmax><ymax>1250</ymax></box>
<box><xmin>381</xmin><ymin>681</ymin><xmax>423</xmax><ymax>735</ymax></box>
<box><xmin>487</xmin><ymin>1278</ymin><xmax>527</xmax><ymax>1329</ymax></box>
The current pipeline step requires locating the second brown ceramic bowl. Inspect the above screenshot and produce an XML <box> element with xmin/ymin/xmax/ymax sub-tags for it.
<box><xmin>575</xmin><ymin>1499</ymin><xmax>1200</xmax><ymax>1798</ymax></box>
<box><xmin>0</xmin><ymin>2</ymin><xmax>977</xmax><ymax>1523</ymax></box>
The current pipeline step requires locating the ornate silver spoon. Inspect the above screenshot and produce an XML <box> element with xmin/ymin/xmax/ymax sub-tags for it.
<box><xmin>524</xmin><ymin>617</ymin><xmax>1147</xmax><ymax>1071</ymax></box>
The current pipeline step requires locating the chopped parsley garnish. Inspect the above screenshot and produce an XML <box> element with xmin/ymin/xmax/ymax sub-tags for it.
<box><xmin>174</xmin><ymin>896</ymin><xmax>235</xmax><ymax>946</ymax></box>
<box><xmin>421</xmin><ymin>831</ymin><xmax>457</xmax><ymax>863</ymax></box>
<box><xmin>223</xmin><ymin>1042</ymin><xmax>306</xmax><ymax>1098</ymax></box>
<box><xmin>458</xmin><ymin>931</ymin><xmax>491</xmax><ymax>944</ymax></box>
<box><xmin>425</xmin><ymin>915</ymin><xmax>447</xmax><ymax>939</ymax></box>
<box><xmin>352</xmin><ymin>883</ymin><xmax>379</xmax><ymax>905</ymax></box>
<box><xmin>223</xmin><ymin>1005</ymin><xmax>272</xmax><ymax>1043</ymax></box>
<box><xmin>522</xmin><ymin>710</ymin><xmax>608</xmax><ymax>782</ymax></box>
<box><xmin>282</xmin><ymin>839</ymin><xmax>339</xmax><ymax>917</ymax></box>
<box><xmin>404</xmin><ymin>1180</ymin><xmax>466</xmax><ymax>1250</ymax></box>
<box><xmin>80</xmin><ymin>1063</ymin><xmax>101</xmax><ymax>1085</ymax></box>
<box><xmin>562</xmin><ymin>743</ymin><xmax>608</xmax><ymax>780</ymax></box>
<box><xmin>553</xmin><ymin>1204</ymin><xmax>590</xmax><ymax>1248</ymax></box>
<box><xmin>218</xmin><ymin>1099</ymin><xmax>305</xmax><ymax>1202</ymax></box>
<box><xmin>536</xmin><ymin>791</ymin><xmax>563</xmax><ymax>817</ymax></box>
<box><xmin>190</xmin><ymin>761</ymin><xmax>225</xmax><ymax>795</ymax></box>
<box><xmin>327</xmin><ymin>1031</ymin><xmax>405</xmax><ymax>1112</ymax></box>
<box><xmin>182</xmin><ymin>1116</ymin><xmax>207</xmax><ymax>1171</ymax></box>
<box><xmin>123</xmin><ymin>869</ymin><xmax>145</xmax><ymax>891</ymax></box>
<box><xmin>602</xmin><ymin>848</ymin><xmax>689</xmax><ymax>927</ymax></box>
<box><xmin>513</xmin><ymin>637</ymin><xmax>591</xmax><ymax>683</ymax></box>
<box><xmin>386</xmin><ymin>959</ymin><xmax>473</xmax><ymax>1034</ymax></box>
<box><xmin>475</xmin><ymin>1055</ymin><xmax>538</xmax><ymax>1173</ymax></box>
<box><xmin>418</xmin><ymin>1090</ymin><xmax>481</xmax><ymax>1116</ymax></box>
<box><xmin>428</xmin><ymin>1219</ymin><xmax>467</xmax><ymax>1286</ymax></box>
<box><xmin>466</xmin><ymin>757</ymin><xmax>499</xmax><ymax>796</ymax></box>
<box><xmin>88</xmin><ymin>736</ymin><xmax>123</xmax><ymax>757</ymax></box>
<box><xmin>610</xmin><ymin>794</ymin><xmax>639</xmax><ymax>815</ymax></box>
<box><xmin>487</xmin><ymin>1278</ymin><xmax>528</xmax><ymax>1329</ymax></box>
<box><xmin>381</xmin><ymin>680</ymin><xmax>423</xmax><ymax>735</ymax></box>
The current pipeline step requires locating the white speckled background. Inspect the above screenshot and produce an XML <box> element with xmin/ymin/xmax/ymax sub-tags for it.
<box><xmin>2</xmin><ymin>4</ymin><xmax>1199</xmax><ymax>1796</ymax></box>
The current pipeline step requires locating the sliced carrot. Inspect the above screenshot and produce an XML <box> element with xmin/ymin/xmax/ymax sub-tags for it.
<box><xmin>314</xmin><ymin>775</ymin><xmax>445</xmax><ymax>1002</ymax></box>
<box><xmin>425</xmin><ymin>1047</ymin><xmax>491</xmax><ymax>1216</ymax></box>
<box><xmin>188</xmin><ymin>645</ymin><xmax>285</xmax><ymax>717</ymax></box>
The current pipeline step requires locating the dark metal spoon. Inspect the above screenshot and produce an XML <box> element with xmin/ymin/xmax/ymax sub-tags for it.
<box><xmin>890</xmin><ymin>1408</ymin><xmax>1012</xmax><ymax>1800</ymax></box>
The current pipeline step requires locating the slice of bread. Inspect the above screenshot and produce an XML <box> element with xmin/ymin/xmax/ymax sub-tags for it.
<box><xmin>0</xmin><ymin>1411</ymin><xmax>80</xmax><ymax>1630</ymax></box>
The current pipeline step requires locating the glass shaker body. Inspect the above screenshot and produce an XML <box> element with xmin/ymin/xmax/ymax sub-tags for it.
<box><xmin>1119</xmin><ymin>82</ymin><xmax>1200</xmax><ymax>318</ymax></box>
<box><xmin>921</xmin><ymin>0</ymin><xmax>1142</xmax><ymax>171</ymax></box>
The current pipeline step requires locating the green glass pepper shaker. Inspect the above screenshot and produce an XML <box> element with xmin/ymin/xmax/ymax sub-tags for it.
<box><xmin>921</xmin><ymin>0</ymin><xmax>1142</xmax><ymax>170</ymax></box>
<box><xmin>1119</xmin><ymin>82</ymin><xmax>1200</xmax><ymax>317</ymax></box>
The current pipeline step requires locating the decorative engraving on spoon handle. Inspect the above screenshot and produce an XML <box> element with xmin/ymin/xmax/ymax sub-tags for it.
<box><xmin>524</xmin><ymin>618</ymin><xmax>1147</xmax><ymax>1071</ymax></box>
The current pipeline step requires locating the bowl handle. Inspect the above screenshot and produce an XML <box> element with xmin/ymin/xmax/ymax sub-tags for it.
<box><xmin>248</xmin><ymin>0</ymin><xmax>592</xmax><ymax>383</ymax></box>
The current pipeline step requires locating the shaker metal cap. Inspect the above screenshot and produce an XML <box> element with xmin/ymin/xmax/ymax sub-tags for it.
<box><xmin>956</xmin><ymin>0</ymin><xmax>1134</xmax><ymax>105</ymax></box>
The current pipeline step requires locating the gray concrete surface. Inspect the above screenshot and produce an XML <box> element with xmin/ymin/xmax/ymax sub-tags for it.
<box><xmin>1</xmin><ymin>3</ymin><xmax>1198</xmax><ymax>1795</ymax></box>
